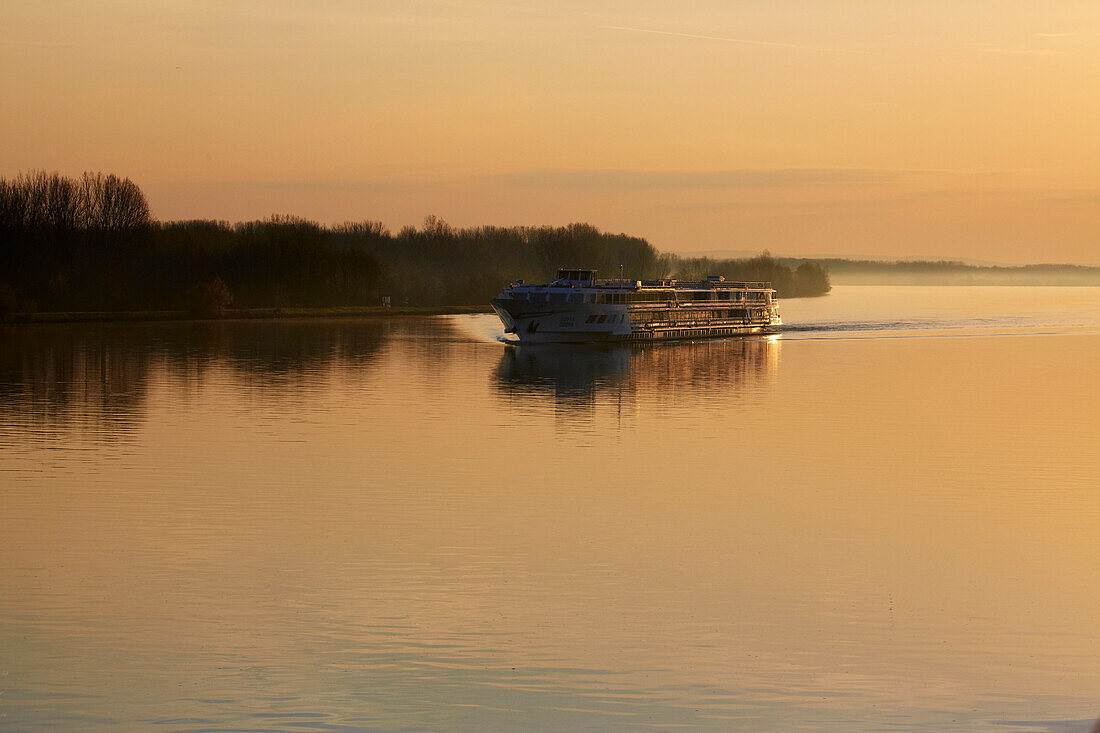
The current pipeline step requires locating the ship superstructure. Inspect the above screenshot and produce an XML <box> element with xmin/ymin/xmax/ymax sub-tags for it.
<box><xmin>491</xmin><ymin>268</ymin><xmax>781</xmax><ymax>344</ymax></box>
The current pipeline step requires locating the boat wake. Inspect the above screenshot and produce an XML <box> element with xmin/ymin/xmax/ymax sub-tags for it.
<box><xmin>779</xmin><ymin>318</ymin><xmax>1093</xmax><ymax>340</ymax></box>
<box><xmin>781</xmin><ymin>320</ymin><xmax>936</xmax><ymax>333</ymax></box>
<box><xmin>445</xmin><ymin>313</ymin><xmax>512</xmax><ymax>344</ymax></box>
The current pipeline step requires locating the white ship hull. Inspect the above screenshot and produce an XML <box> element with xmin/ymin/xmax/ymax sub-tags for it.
<box><xmin>492</xmin><ymin>277</ymin><xmax>781</xmax><ymax>345</ymax></box>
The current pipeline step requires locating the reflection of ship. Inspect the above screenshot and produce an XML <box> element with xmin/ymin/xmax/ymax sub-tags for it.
<box><xmin>491</xmin><ymin>268</ymin><xmax>781</xmax><ymax>344</ymax></box>
<box><xmin>494</xmin><ymin>338</ymin><xmax>779</xmax><ymax>408</ymax></box>
<box><xmin>495</xmin><ymin>345</ymin><xmax>631</xmax><ymax>404</ymax></box>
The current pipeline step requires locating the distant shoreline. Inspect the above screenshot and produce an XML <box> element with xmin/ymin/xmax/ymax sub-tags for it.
<box><xmin>781</xmin><ymin>259</ymin><xmax>1100</xmax><ymax>287</ymax></box>
<box><xmin>827</xmin><ymin>282</ymin><xmax>1100</xmax><ymax>287</ymax></box>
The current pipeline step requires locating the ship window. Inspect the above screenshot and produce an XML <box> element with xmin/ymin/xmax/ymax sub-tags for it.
<box><xmin>585</xmin><ymin>315</ymin><xmax>597</xmax><ymax>324</ymax></box>
<box><xmin>597</xmin><ymin>315</ymin><xmax>607</xmax><ymax>323</ymax></box>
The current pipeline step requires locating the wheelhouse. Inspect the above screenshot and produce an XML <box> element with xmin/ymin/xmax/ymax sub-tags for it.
<box><xmin>554</xmin><ymin>268</ymin><xmax>598</xmax><ymax>284</ymax></box>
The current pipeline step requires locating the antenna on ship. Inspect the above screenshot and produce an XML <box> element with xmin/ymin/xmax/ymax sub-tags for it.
<box><xmin>619</xmin><ymin>263</ymin><xmax>623</xmax><ymax>282</ymax></box>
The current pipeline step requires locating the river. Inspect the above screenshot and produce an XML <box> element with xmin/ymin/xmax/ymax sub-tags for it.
<box><xmin>1</xmin><ymin>286</ymin><xmax>1098</xmax><ymax>731</ymax></box>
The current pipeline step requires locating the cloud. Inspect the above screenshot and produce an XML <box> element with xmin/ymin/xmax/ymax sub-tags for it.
<box><xmin>603</xmin><ymin>25</ymin><xmax>876</xmax><ymax>55</ymax></box>
<box><xmin>979</xmin><ymin>45</ymin><xmax>1071</xmax><ymax>57</ymax></box>
<box><xmin>490</xmin><ymin>168</ymin><xmax>929</xmax><ymax>190</ymax></box>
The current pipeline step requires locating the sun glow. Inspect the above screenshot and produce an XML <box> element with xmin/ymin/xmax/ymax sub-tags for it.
<box><xmin>3</xmin><ymin>1</ymin><xmax>1099</xmax><ymax>262</ymax></box>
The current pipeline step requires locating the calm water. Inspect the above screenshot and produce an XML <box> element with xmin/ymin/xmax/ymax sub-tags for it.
<box><xmin>1</xmin><ymin>286</ymin><xmax>1098</xmax><ymax>732</ymax></box>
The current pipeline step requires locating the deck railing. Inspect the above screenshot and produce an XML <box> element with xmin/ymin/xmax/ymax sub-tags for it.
<box><xmin>532</xmin><ymin>279</ymin><xmax>773</xmax><ymax>290</ymax></box>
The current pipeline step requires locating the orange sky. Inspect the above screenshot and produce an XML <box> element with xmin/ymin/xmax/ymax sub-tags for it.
<box><xmin>3</xmin><ymin>0</ymin><xmax>1099</xmax><ymax>263</ymax></box>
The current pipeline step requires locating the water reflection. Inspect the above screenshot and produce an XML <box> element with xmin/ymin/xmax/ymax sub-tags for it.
<box><xmin>0</xmin><ymin>319</ymin><xmax>387</xmax><ymax>438</ymax></box>
<box><xmin>0</xmin><ymin>320</ymin><xmax>782</xmax><ymax>441</ymax></box>
<box><xmin>2</xmin><ymin>292</ymin><xmax>1100</xmax><ymax>731</ymax></box>
<box><xmin>0</xmin><ymin>327</ymin><xmax>152</xmax><ymax>439</ymax></box>
<box><xmin>494</xmin><ymin>337</ymin><xmax>780</xmax><ymax>409</ymax></box>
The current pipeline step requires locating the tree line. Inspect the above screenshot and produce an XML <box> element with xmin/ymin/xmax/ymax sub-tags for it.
<box><xmin>661</xmin><ymin>253</ymin><xmax>830</xmax><ymax>299</ymax></box>
<box><xmin>0</xmin><ymin>171</ymin><xmax>830</xmax><ymax>317</ymax></box>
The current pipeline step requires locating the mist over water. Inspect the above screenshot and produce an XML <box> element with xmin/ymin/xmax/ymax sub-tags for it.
<box><xmin>1</xmin><ymin>286</ymin><xmax>1098</xmax><ymax>732</ymax></box>
<box><xmin>778</xmin><ymin>285</ymin><xmax>1100</xmax><ymax>337</ymax></box>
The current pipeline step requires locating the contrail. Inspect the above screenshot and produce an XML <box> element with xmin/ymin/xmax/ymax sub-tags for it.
<box><xmin>603</xmin><ymin>25</ymin><xmax>876</xmax><ymax>55</ymax></box>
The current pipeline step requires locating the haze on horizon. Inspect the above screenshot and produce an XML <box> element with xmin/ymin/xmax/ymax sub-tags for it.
<box><xmin>3</xmin><ymin>0</ymin><xmax>1100</xmax><ymax>265</ymax></box>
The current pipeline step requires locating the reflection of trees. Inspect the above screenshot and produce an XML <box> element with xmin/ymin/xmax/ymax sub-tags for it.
<box><xmin>179</xmin><ymin>319</ymin><xmax>387</xmax><ymax>377</ymax></box>
<box><xmin>0</xmin><ymin>332</ymin><xmax>151</xmax><ymax>437</ymax></box>
<box><xmin>0</xmin><ymin>319</ymin><xmax>387</xmax><ymax>438</ymax></box>
<box><xmin>493</xmin><ymin>338</ymin><xmax>779</xmax><ymax>409</ymax></box>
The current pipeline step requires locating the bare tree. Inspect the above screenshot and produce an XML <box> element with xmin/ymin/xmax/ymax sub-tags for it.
<box><xmin>80</xmin><ymin>172</ymin><xmax>151</xmax><ymax>233</ymax></box>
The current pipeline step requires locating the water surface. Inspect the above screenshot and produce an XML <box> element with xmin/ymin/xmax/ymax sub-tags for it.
<box><xmin>2</xmin><ymin>286</ymin><xmax>1098</xmax><ymax>731</ymax></box>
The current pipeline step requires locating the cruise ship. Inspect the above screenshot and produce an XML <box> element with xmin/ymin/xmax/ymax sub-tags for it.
<box><xmin>492</xmin><ymin>268</ymin><xmax>781</xmax><ymax>343</ymax></box>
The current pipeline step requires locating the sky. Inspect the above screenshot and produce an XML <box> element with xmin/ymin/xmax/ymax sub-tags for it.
<box><xmin>3</xmin><ymin>0</ymin><xmax>1100</xmax><ymax>264</ymax></box>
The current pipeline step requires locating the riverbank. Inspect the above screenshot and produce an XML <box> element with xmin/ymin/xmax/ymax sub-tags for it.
<box><xmin>2</xmin><ymin>304</ymin><xmax>493</xmax><ymax>325</ymax></box>
<box><xmin>3</xmin><ymin>290</ymin><xmax>842</xmax><ymax>325</ymax></box>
